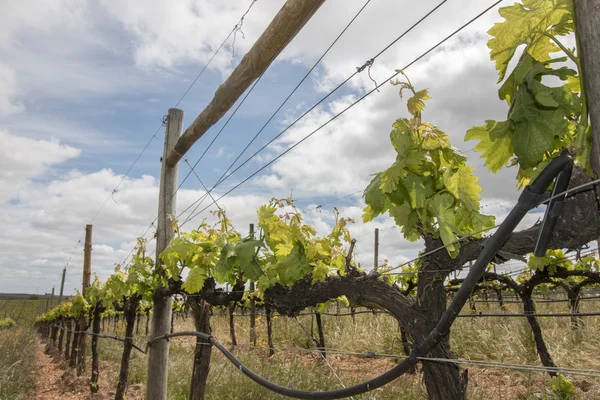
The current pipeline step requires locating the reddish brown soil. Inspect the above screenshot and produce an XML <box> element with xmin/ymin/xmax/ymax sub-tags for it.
<box><xmin>32</xmin><ymin>339</ymin><xmax>143</xmax><ymax>400</ymax></box>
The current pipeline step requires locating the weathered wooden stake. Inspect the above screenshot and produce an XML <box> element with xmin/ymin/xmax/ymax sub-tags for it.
<box><xmin>574</xmin><ymin>0</ymin><xmax>600</xmax><ymax>179</ymax></box>
<box><xmin>165</xmin><ymin>0</ymin><xmax>325</xmax><ymax>167</ymax></box>
<box><xmin>50</xmin><ymin>287</ymin><xmax>55</xmax><ymax>309</ymax></box>
<box><xmin>265</xmin><ymin>305</ymin><xmax>274</xmax><ymax>356</ymax></box>
<box><xmin>59</xmin><ymin>267</ymin><xmax>66</xmax><ymax>304</ymax></box>
<box><xmin>78</xmin><ymin>224</ymin><xmax>92</xmax><ymax>376</ymax></box>
<box><xmin>146</xmin><ymin>108</ymin><xmax>183</xmax><ymax>400</ymax></box>
<box><xmin>249</xmin><ymin>223</ymin><xmax>257</xmax><ymax>346</ymax></box>
<box><xmin>573</xmin><ymin>0</ymin><xmax>600</xmax><ymax>285</ymax></box>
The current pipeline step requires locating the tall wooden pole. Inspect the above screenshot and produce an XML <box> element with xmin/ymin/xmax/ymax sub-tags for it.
<box><xmin>249</xmin><ymin>223</ymin><xmax>257</xmax><ymax>346</ymax></box>
<box><xmin>78</xmin><ymin>224</ymin><xmax>92</xmax><ymax>376</ymax></box>
<box><xmin>574</xmin><ymin>0</ymin><xmax>600</xmax><ymax>180</ymax></box>
<box><xmin>574</xmin><ymin>1</ymin><xmax>600</xmax><ymax>253</ymax></box>
<box><xmin>147</xmin><ymin>108</ymin><xmax>183</xmax><ymax>400</ymax></box>
<box><xmin>373</xmin><ymin>228</ymin><xmax>379</xmax><ymax>271</ymax></box>
<box><xmin>165</xmin><ymin>0</ymin><xmax>325</xmax><ymax>167</ymax></box>
<box><xmin>50</xmin><ymin>287</ymin><xmax>55</xmax><ymax>309</ymax></box>
<box><xmin>59</xmin><ymin>267</ymin><xmax>66</xmax><ymax>304</ymax></box>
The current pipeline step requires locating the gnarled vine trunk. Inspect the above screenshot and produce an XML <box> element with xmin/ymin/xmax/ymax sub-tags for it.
<box><xmin>567</xmin><ymin>290</ymin><xmax>582</xmax><ymax>330</ymax></box>
<box><xmin>228</xmin><ymin>303</ymin><xmax>237</xmax><ymax>347</ymax></box>
<box><xmin>77</xmin><ymin>315</ymin><xmax>89</xmax><ymax>376</ymax></box>
<box><xmin>189</xmin><ymin>298</ymin><xmax>212</xmax><ymax>400</ymax></box>
<box><xmin>91</xmin><ymin>302</ymin><xmax>104</xmax><ymax>393</ymax></box>
<box><xmin>115</xmin><ymin>297</ymin><xmax>139</xmax><ymax>400</ymax></box>
<box><xmin>170</xmin><ymin>308</ymin><xmax>176</xmax><ymax>334</ymax></box>
<box><xmin>69</xmin><ymin>319</ymin><xmax>81</xmax><ymax>370</ymax></box>
<box><xmin>64</xmin><ymin>319</ymin><xmax>72</xmax><ymax>360</ymax></box>
<box><xmin>417</xmin><ymin>257</ymin><xmax>467</xmax><ymax>400</ymax></box>
<box><xmin>58</xmin><ymin>320</ymin><xmax>65</xmax><ymax>353</ymax></box>
<box><xmin>315</xmin><ymin>311</ymin><xmax>326</xmax><ymax>358</ymax></box>
<box><xmin>51</xmin><ymin>324</ymin><xmax>58</xmax><ymax>346</ymax></box>
<box><xmin>136</xmin><ymin>314</ymin><xmax>141</xmax><ymax>335</ymax></box>
<box><xmin>520</xmin><ymin>291</ymin><xmax>557</xmax><ymax>375</ymax></box>
<box><xmin>145</xmin><ymin>310</ymin><xmax>151</xmax><ymax>336</ymax></box>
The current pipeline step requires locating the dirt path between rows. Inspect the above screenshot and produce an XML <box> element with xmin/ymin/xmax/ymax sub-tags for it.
<box><xmin>32</xmin><ymin>339</ymin><xmax>114</xmax><ymax>400</ymax></box>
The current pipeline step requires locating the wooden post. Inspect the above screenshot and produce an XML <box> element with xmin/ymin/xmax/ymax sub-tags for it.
<box><xmin>146</xmin><ymin>108</ymin><xmax>183</xmax><ymax>400</ymax></box>
<box><xmin>265</xmin><ymin>305</ymin><xmax>274</xmax><ymax>356</ymax></box>
<box><xmin>574</xmin><ymin>0</ymin><xmax>600</xmax><ymax>179</ymax></box>
<box><xmin>50</xmin><ymin>287</ymin><xmax>55</xmax><ymax>309</ymax></box>
<box><xmin>373</xmin><ymin>228</ymin><xmax>379</xmax><ymax>271</ymax></box>
<box><xmin>249</xmin><ymin>223</ymin><xmax>257</xmax><ymax>346</ymax></box>
<box><xmin>165</xmin><ymin>0</ymin><xmax>325</xmax><ymax>167</ymax></box>
<box><xmin>78</xmin><ymin>224</ymin><xmax>92</xmax><ymax>376</ymax></box>
<box><xmin>59</xmin><ymin>267</ymin><xmax>66</xmax><ymax>304</ymax></box>
<box><xmin>573</xmin><ymin>1</ymin><xmax>600</xmax><ymax>261</ymax></box>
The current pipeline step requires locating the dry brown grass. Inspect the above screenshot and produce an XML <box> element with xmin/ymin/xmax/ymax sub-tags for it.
<box><xmin>18</xmin><ymin>296</ymin><xmax>600</xmax><ymax>399</ymax></box>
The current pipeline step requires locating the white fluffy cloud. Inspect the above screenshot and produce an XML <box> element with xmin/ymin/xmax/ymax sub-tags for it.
<box><xmin>0</xmin><ymin>158</ymin><xmax>274</xmax><ymax>293</ymax></box>
<box><xmin>99</xmin><ymin>0</ymin><xmax>278</xmax><ymax>71</ymax></box>
<box><xmin>256</xmin><ymin>33</ymin><xmax>520</xmax><ymax>201</ymax></box>
<box><xmin>0</xmin><ymin>64</ymin><xmax>23</xmax><ymax>117</ymax></box>
<box><xmin>0</xmin><ymin>0</ymin><xmax>556</xmax><ymax>295</ymax></box>
<box><xmin>0</xmin><ymin>130</ymin><xmax>80</xmax><ymax>203</ymax></box>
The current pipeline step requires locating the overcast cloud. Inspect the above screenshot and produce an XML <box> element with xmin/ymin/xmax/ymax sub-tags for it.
<box><xmin>0</xmin><ymin>0</ymin><xmax>547</xmax><ymax>294</ymax></box>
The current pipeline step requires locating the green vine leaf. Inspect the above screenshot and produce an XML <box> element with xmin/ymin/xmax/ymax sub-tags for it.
<box><xmin>443</xmin><ymin>165</ymin><xmax>483</xmax><ymax>211</ymax></box>
<box><xmin>487</xmin><ymin>0</ymin><xmax>572</xmax><ymax>82</ymax></box>
<box><xmin>419</xmin><ymin>123</ymin><xmax>451</xmax><ymax>150</ymax></box>
<box><xmin>390</xmin><ymin>119</ymin><xmax>413</xmax><ymax>156</ymax></box>
<box><xmin>276</xmin><ymin>242</ymin><xmax>311</xmax><ymax>286</ymax></box>
<box><xmin>510</xmin><ymin>83</ymin><xmax>567</xmax><ymax>168</ymax></box>
<box><xmin>472</xmin><ymin>0</ymin><xmax>589</xmax><ymax>180</ymax></box>
<box><xmin>407</xmin><ymin>89</ymin><xmax>431</xmax><ymax>115</ymax></box>
<box><xmin>182</xmin><ymin>267</ymin><xmax>209</xmax><ymax>294</ymax></box>
<box><xmin>428</xmin><ymin>193</ymin><xmax>459</xmax><ymax>257</ymax></box>
<box><xmin>380</xmin><ymin>161</ymin><xmax>408</xmax><ymax>194</ymax></box>
<box><xmin>388</xmin><ymin>203</ymin><xmax>420</xmax><ymax>242</ymax></box>
<box><xmin>465</xmin><ymin>120</ymin><xmax>514</xmax><ymax>173</ymax></box>
<box><xmin>364</xmin><ymin>78</ymin><xmax>493</xmax><ymax>258</ymax></box>
<box><xmin>403</xmin><ymin>172</ymin><xmax>435</xmax><ymax>209</ymax></box>
<box><xmin>363</xmin><ymin>174</ymin><xmax>386</xmax><ymax>217</ymax></box>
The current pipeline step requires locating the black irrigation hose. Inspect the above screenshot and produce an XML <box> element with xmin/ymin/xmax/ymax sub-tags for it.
<box><xmin>149</xmin><ymin>330</ymin><xmax>418</xmax><ymax>399</ymax></box>
<box><xmin>145</xmin><ymin>154</ymin><xmax>568</xmax><ymax>399</ymax></box>
<box><xmin>421</xmin><ymin>153</ymin><xmax>573</xmax><ymax>351</ymax></box>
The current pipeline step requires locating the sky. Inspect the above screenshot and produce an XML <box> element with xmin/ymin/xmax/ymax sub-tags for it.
<box><xmin>0</xmin><ymin>0</ymin><xmax>550</xmax><ymax>295</ymax></box>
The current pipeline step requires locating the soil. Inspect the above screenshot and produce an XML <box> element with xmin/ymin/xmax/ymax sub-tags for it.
<box><xmin>31</xmin><ymin>335</ymin><xmax>600</xmax><ymax>399</ymax></box>
<box><xmin>32</xmin><ymin>338</ymin><xmax>143</xmax><ymax>400</ymax></box>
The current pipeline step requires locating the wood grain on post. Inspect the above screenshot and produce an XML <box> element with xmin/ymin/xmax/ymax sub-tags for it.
<box><xmin>146</xmin><ymin>108</ymin><xmax>183</xmax><ymax>400</ymax></box>
<box><xmin>78</xmin><ymin>224</ymin><xmax>93</xmax><ymax>376</ymax></box>
<box><xmin>59</xmin><ymin>267</ymin><xmax>66</xmax><ymax>304</ymax></box>
<box><xmin>249</xmin><ymin>223</ymin><xmax>257</xmax><ymax>346</ymax></box>
<box><xmin>165</xmin><ymin>0</ymin><xmax>325</xmax><ymax>167</ymax></box>
<box><xmin>574</xmin><ymin>0</ymin><xmax>600</xmax><ymax>254</ymax></box>
<box><xmin>575</xmin><ymin>1</ymin><xmax>600</xmax><ymax>178</ymax></box>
